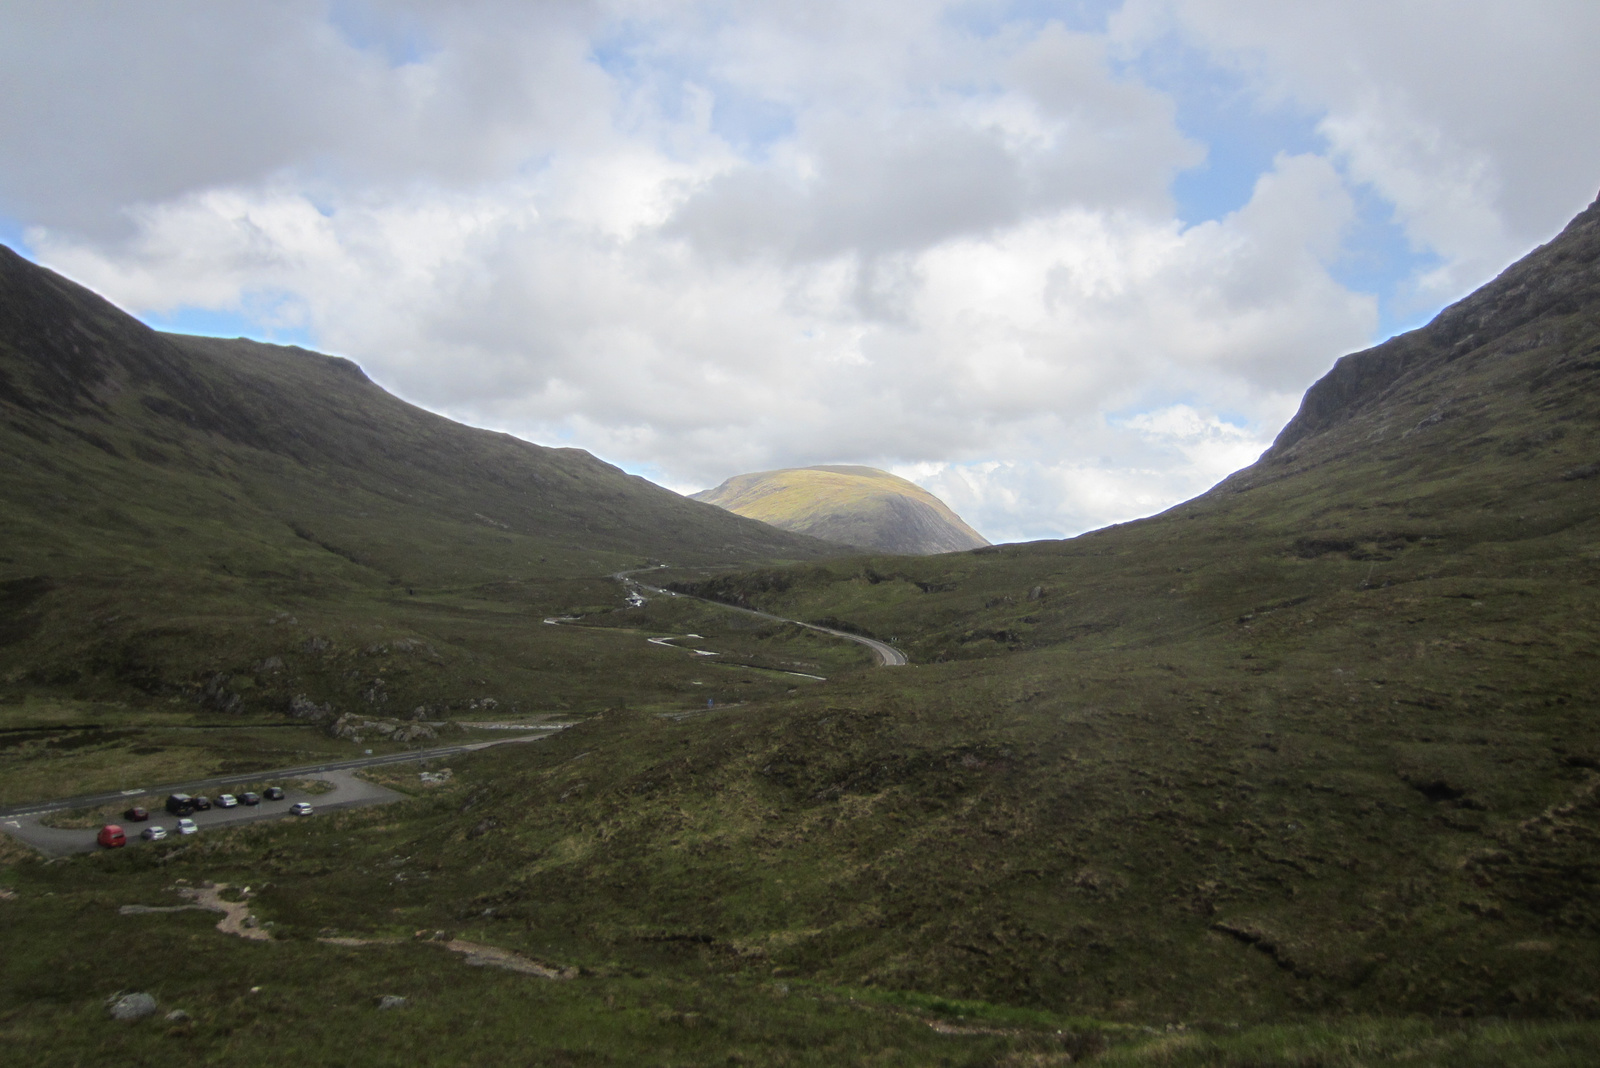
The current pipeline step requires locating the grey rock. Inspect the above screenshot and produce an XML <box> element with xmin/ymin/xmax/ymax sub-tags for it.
<box><xmin>290</xmin><ymin>694</ymin><xmax>333</xmax><ymax>720</ymax></box>
<box><xmin>377</xmin><ymin>995</ymin><xmax>408</xmax><ymax>1010</ymax></box>
<box><xmin>165</xmin><ymin>1009</ymin><xmax>190</xmax><ymax>1023</ymax></box>
<box><xmin>109</xmin><ymin>992</ymin><xmax>158</xmax><ymax>1021</ymax></box>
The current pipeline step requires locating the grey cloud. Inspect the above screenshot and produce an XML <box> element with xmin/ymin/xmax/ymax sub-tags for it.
<box><xmin>0</xmin><ymin>2</ymin><xmax>608</xmax><ymax>236</ymax></box>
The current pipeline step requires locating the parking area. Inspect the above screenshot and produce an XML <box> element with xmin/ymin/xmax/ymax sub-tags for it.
<box><xmin>1</xmin><ymin>769</ymin><xmax>403</xmax><ymax>856</ymax></box>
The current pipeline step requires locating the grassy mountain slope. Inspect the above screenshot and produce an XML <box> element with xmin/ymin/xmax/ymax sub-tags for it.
<box><xmin>693</xmin><ymin>465</ymin><xmax>990</xmax><ymax>555</ymax></box>
<box><xmin>269</xmin><ymin>191</ymin><xmax>1600</xmax><ymax>1024</ymax></box>
<box><xmin>3</xmin><ymin>194</ymin><xmax>1599</xmax><ymax>1062</ymax></box>
<box><xmin>0</xmin><ymin>244</ymin><xmax>843</xmax><ymax>730</ymax></box>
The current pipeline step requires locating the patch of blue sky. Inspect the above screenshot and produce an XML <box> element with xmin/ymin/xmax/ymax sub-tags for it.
<box><xmin>326</xmin><ymin>0</ymin><xmax>435</xmax><ymax>67</ymax></box>
<box><xmin>142</xmin><ymin>296</ymin><xmax>315</xmax><ymax>350</ymax></box>
<box><xmin>590</xmin><ymin>18</ymin><xmax>794</xmax><ymax>158</ymax></box>
<box><xmin>709</xmin><ymin>88</ymin><xmax>796</xmax><ymax>158</ymax></box>
<box><xmin>944</xmin><ymin>0</ymin><xmax>1122</xmax><ymax>38</ymax></box>
<box><xmin>1327</xmin><ymin>181</ymin><xmax>1445</xmax><ymax>342</ymax></box>
<box><xmin>1118</xmin><ymin>38</ymin><xmax>1324</xmax><ymax>227</ymax></box>
<box><xmin>0</xmin><ymin>212</ymin><xmax>34</xmax><ymax>255</ymax></box>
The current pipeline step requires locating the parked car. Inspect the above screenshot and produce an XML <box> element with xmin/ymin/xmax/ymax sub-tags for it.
<box><xmin>176</xmin><ymin>818</ymin><xmax>198</xmax><ymax>835</ymax></box>
<box><xmin>217</xmin><ymin>794</ymin><xmax>239</xmax><ymax>808</ymax></box>
<box><xmin>263</xmin><ymin>786</ymin><xmax>285</xmax><ymax>801</ymax></box>
<box><xmin>240</xmin><ymin>791</ymin><xmax>261</xmax><ymax>806</ymax></box>
<box><xmin>165</xmin><ymin>793</ymin><xmax>194</xmax><ymax>816</ymax></box>
<box><xmin>122</xmin><ymin>806</ymin><xmax>149</xmax><ymax>822</ymax></box>
<box><xmin>141</xmin><ymin>825</ymin><xmax>167</xmax><ymax>841</ymax></box>
<box><xmin>290</xmin><ymin>802</ymin><xmax>314</xmax><ymax>816</ymax></box>
<box><xmin>191</xmin><ymin>795</ymin><xmax>212</xmax><ymax>811</ymax></box>
<box><xmin>97</xmin><ymin>825</ymin><xmax>126</xmax><ymax>848</ymax></box>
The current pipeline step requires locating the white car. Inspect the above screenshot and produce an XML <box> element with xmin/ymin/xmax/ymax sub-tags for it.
<box><xmin>289</xmin><ymin>802</ymin><xmax>314</xmax><ymax>816</ymax></box>
<box><xmin>176</xmin><ymin>818</ymin><xmax>198</xmax><ymax>835</ymax></box>
<box><xmin>141</xmin><ymin>825</ymin><xmax>167</xmax><ymax>841</ymax></box>
<box><xmin>217</xmin><ymin>794</ymin><xmax>239</xmax><ymax>808</ymax></box>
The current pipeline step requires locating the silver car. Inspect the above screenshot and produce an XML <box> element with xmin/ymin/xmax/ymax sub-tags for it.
<box><xmin>176</xmin><ymin>818</ymin><xmax>198</xmax><ymax>835</ymax></box>
<box><xmin>290</xmin><ymin>802</ymin><xmax>314</xmax><ymax>816</ymax></box>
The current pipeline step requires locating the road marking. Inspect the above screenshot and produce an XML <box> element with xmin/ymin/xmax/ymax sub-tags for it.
<box><xmin>121</xmin><ymin>788</ymin><xmax>144</xmax><ymax>795</ymax></box>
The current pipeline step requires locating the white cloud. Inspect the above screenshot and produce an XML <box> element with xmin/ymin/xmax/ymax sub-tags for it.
<box><xmin>6</xmin><ymin>2</ymin><xmax>1597</xmax><ymax>542</ymax></box>
<box><xmin>1118</xmin><ymin>0</ymin><xmax>1600</xmax><ymax>303</ymax></box>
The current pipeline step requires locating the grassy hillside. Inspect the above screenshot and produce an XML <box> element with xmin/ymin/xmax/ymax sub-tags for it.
<box><xmin>277</xmin><ymin>191</ymin><xmax>1600</xmax><ymax>1024</ymax></box>
<box><xmin>0</xmin><ymin>244</ymin><xmax>850</xmax><ymax>788</ymax></box>
<box><xmin>2</xmin><ymin>191</ymin><xmax>1598</xmax><ymax>1064</ymax></box>
<box><xmin>693</xmin><ymin>465</ymin><xmax>989</xmax><ymax>555</ymax></box>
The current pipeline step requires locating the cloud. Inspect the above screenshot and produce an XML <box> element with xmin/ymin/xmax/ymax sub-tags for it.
<box><xmin>7</xmin><ymin>2</ymin><xmax>1597</xmax><ymax>541</ymax></box>
<box><xmin>1118</xmin><ymin>0</ymin><xmax>1600</xmax><ymax>303</ymax></box>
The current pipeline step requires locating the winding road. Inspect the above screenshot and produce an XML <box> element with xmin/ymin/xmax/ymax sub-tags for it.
<box><xmin>614</xmin><ymin>567</ymin><xmax>909</xmax><ymax>667</ymax></box>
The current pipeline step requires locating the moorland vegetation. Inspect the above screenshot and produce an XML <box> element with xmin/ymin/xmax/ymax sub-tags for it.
<box><xmin>1</xmin><ymin>193</ymin><xmax>1598</xmax><ymax>1065</ymax></box>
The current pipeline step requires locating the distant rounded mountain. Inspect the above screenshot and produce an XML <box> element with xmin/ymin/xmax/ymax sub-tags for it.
<box><xmin>691</xmin><ymin>465</ymin><xmax>990</xmax><ymax>555</ymax></box>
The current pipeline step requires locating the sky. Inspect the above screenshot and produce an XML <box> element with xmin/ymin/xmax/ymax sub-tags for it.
<box><xmin>3</xmin><ymin>1</ymin><xmax>1598</xmax><ymax>544</ymax></box>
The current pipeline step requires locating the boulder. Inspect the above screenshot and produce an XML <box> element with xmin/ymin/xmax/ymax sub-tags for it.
<box><xmin>108</xmin><ymin>992</ymin><xmax>158</xmax><ymax>1021</ymax></box>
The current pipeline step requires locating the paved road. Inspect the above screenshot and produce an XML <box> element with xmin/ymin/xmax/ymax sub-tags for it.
<box><xmin>0</xmin><ymin>732</ymin><xmax>555</xmax><ymax>856</ymax></box>
<box><xmin>615</xmin><ymin>567</ymin><xmax>909</xmax><ymax>667</ymax></box>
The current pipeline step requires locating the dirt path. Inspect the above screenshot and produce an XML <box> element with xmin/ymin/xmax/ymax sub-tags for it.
<box><xmin>121</xmin><ymin>882</ymin><xmax>577</xmax><ymax>977</ymax></box>
<box><xmin>122</xmin><ymin>881</ymin><xmax>270</xmax><ymax>940</ymax></box>
<box><xmin>319</xmin><ymin>931</ymin><xmax>575</xmax><ymax>979</ymax></box>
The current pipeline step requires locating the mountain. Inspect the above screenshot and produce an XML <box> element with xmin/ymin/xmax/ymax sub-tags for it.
<box><xmin>0</xmin><ymin>243</ymin><xmax>842</xmax><ymax>714</ymax></box>
<box><xmin>3</xmin><ymin>195</ymin><xmax>1599</xmax><ymax>1062</ymax></box>
<box><xmin>402</xmin><ymin>191</ymin><xmax>1600</xmax><ymax>1023</ymax></box>
<box><xmin>692</xmin><ymin>464</ymin><xmax>990</xmax><ymax>554</ymax></box>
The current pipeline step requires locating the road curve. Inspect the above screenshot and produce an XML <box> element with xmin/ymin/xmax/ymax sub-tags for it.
<box><xmin>614</xmin><ymin>568</ymin><xmax>908</xmax><ymax>667</ymax></box>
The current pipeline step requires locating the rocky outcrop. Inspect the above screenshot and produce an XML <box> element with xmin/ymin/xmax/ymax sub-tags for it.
<box><xmin>1265</xmin><ymin>189</ymin><xmax>1600</xmax><ymax>459</ymax></box>
<box><xmin>327</xmin><ymin>713</ymin><xmax>439</xmax><ymax>744</ymax></box>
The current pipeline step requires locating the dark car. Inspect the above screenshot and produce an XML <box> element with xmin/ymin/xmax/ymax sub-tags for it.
<box><xmin>122</xmin><ymin>806</ymin><xmax>150</xmax><ymax>822</ymax></box>
<box><xmin>165</xmin><ymin>793</ymin><xmax>194</xmax><ymax>816</ymax></box>
<box><xmin>240</xmin><ymin>791</ymin><xmax>261</xmax><ymax>806</ymax></box>
<box><xmin>263</xmin><ymin>786</ymin><xmax>285</xmax><ymax>801</ymax></box>
<box><xmin>191</xmin><ymin>795</ymin><xmax>212</xmax><ymax>811</ymax></box>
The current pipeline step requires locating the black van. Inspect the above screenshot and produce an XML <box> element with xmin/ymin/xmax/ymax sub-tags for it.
<box><xmin>165</xmin><ymin>793</ymin><xmax>195</xmax><ymax>816</ymax></box>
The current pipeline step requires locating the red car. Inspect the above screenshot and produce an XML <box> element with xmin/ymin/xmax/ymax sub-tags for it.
<box><xmin>97</xmin><ymin>825</ymin><xmax>127</xmax><ymax>848</ymax></box>
<box><xmin>122</xmin><ymin>807</ymin><xmax>149</xmax><ymax>822</ymax></box>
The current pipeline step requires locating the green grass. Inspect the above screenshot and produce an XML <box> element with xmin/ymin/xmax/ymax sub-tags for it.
<box><xmin>4</xmin><ymin>202</ymin><xmax>1600</xmax><ymax>1061</ymax></box>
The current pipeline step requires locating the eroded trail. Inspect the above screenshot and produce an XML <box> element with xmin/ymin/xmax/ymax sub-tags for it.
<box><xmin>612</xmin><ymin>567</ymin><xmax>909</xmax><ymax>667</ymax></box>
